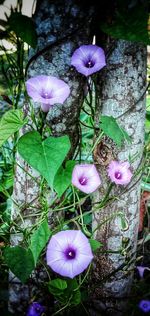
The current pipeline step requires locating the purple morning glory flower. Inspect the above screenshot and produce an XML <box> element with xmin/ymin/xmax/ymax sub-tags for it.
<box><xmin>46</xmin><ymin>230</ymin><xmax>93</xmax><ymax>279</ymax></box>
<box><xmin>71</xmin><ymin>164</ymin><xmax>101</xmax><ymax>194</ymax></box>
<box><xmin>71</xmin><ymin>44</ymin><xmax>106</xmax><ymax>77</ymax></box>
<box><xmin>138</xmin><ymin>300</ymin><xmax>150</xmax><ymax>313</ymax></box>
<box><xmin>26</xmin><ymin>75</ymin><xmax>70</xmax><ymax>112</ymax></box>
<box><xmin>136</xmin><ymin>266</ymin><xmax>150</xmax><ymax>278</ymax></box>
<box><xmin>26</xmin><ymin>302</ymin><xmax>45</xmax><ymax>316</ymax></box>
<box><xmin>107</xmin><ymin>160</ymin><xmax>132</xmax><ymax>185</ymax></box>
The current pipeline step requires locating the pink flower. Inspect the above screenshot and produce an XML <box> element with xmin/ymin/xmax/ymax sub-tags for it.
<box><xmin>72</xmin><ymin>164</ymin><xmax>101</xmax><ymax>194</ymax></box>
<box><xmin>26</xmin><ymin>75</ymin><xmax>70</xmax><ymax>112</ymax></box>
<box><xmin>107</xmin><ymin>160</ymin><xmax>132</xmax><ymax>185</ymax></box>
<box><xmin>46</xmin><ymin>230</ymin><xmax>93</xmax><ymax>279</ymax></box>
<box><xmin>71</xmin><ymin>44</ymin><xmax>106</xmax><ymax>77</ymax></box>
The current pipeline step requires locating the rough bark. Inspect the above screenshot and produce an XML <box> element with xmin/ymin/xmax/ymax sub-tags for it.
<box><xmin>9</xmin><ymin>0</ymin><xmax>94</xmax><ymax>314</ymax></box>
<box><xmin>28</xmin><ymin>0</ymin><xmax>95</xmax><ymax>149</ymax></box>
<box><xmin>89</xmin><ymin>40</ymin><xmax>147</xmax><ymax>316</ymax></box>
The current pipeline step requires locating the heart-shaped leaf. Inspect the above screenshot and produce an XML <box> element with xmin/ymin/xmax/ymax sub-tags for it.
<box><xmin>30</xmin><ymin>219</ymin><xmax>51</xmax><ymax>265</ymax></box>
<box><xmin>17</xmin><ymin>131</ymin><xmax>71</xmax><ymax>189</ymax></box>
<box><xmin>4</xmin><ymin>246</ymin><xmax>35</xmax><ymax>283</ymax></box>
<box><xmin>54</xmin><ymin>161</ymin><xmax>76</xmax><ymax>197</ymax></box>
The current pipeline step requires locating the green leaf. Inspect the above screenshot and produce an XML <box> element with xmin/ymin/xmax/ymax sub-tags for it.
<box><xmin>30</xmin><ymin>219</ymin><xmax>51</xmax><ymax>264</ymax></box>
<box><xmin>54</xmin><ymin>161</ymin><xmax>76</xmax><ymax>197</ymax></box>
<box><xmin>119</xmin><ymin>126</ymin><xmax>131</xmax><ymax>144</ymax></box>
<box><xmin>48</xmin><ymin>278</ymin><xmax>81</xmax><ymax>306</ymax></box>
<box><xmin>4</xmin><ymin>246</ymin><xmax>35</xmax><ymax>283</ymax></box>
<box><xmin>0</xmin><ymin>109</ymin><xmax>27</xmax><ymax>148</ymax></box>
<box><xmin>18</xmin><ymin>131</ymin><xmax>71</xmax><ymax>189</ymax></box>
<box><xmin>89</xmin><ymin>239</ymin><xmax>103</xmax><ymax>252</ymax></box>
<box><xmin>2</xmin><ymin>168</ymin><xmax>13</xmax><ymax>190</ymax></box>
<box><xmin>71</xmin><ymin>288</ymin><xmax>81</xmax><ymax>306</ymax></box>
<box><xmin>65</xmin><ymin>279</ymin><xmax>81</xmax><ymax>306</ymax></box>
<box><xmin>100</xmin><ymin>115</ymin><xmax>131</xmax><ymax>147</ymax></box>
<box><xmin>83</xmin><ymin>213</ymin><xmax>92</xmax><ymax>225</ymax></box>
<box><xmin>100</xmin><ymin>2</ymin><xmax>150</xmax><ymax>45</ymax></box>
<box><xmin>8</xmin><ymin>12</ymin><xmax>37</xmax><ymax>48</ymax></box>
<box><xmin>48</xmin><ymin>278</ymin><xmax>67</xmax><ymax>296</ymax></box>
<box><xmin>0</xmin><ymin>222</ymin><xmax>10</xmax><ymax>236</ymax></box>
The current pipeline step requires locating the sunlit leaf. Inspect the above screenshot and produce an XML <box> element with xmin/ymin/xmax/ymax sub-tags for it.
<box><xmin>0</xmin><ymin>109</ymin><xmax>27</xmax><ymax>147</ymax></box>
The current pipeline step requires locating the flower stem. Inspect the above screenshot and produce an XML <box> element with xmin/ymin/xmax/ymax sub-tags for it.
<box><xmin>102</xmin><ymin>182</ymin><xmax>114</xmax><ymax>205</ymax></box>
<box><xmin>51</xmin><ymin>298</ymin><xmax>71</xmax><ymax>316</ymax></box>
<box><xmin>75</xmin><ymin>191</ymin><xmax>84</xmax><ymax>227</ymax></box>
<box><xmin>91</xmin><ymin>211</ymin><xmax>120</xmax><ymax>236</ymax></box>
<box><xmin>74</xmin><ymin>263</ymin><xmax>92</xmax><ymax>292</ymax></box>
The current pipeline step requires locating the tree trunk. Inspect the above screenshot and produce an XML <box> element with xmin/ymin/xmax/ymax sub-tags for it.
<box><xmin>9</xmin><ymin>0</ymin><xmax>94</xmax><ymax>314</ymax></box>
<box><xmin>89</xmin><ymin>40</ymin><xmax>147</xmax><ymax>316</ymax></box>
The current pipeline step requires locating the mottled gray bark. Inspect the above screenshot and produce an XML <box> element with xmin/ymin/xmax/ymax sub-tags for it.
<box><xmin>9</xmin><ymin>105</ymin><xmax>44</xmax><ymax>314</ymax></box>
<box><xmin>89</xmin><ymin>40</ymin><xmax>147</xmax><ymax>315</ymax></box>
<box><xmin>9</xmin><ymin>0</ymin><xmax>94</xmax><ymax>314</ymax></box>
<box><xmin>28</xmin><ymin>0</ymin><xmax>93</xmax><ymax>147</ymax></box>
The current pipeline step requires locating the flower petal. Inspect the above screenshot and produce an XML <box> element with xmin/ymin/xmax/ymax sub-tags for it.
<box><xmin>46</xmin><ymin>230</ymin><xmax>93</xmax><ymax>278</ymax></box>
<box><xmin>107</xmin><ymin>160</ymin><xmax>132</xmax><ymax>185</ymax></box>
<box><xmin>26</xmin><ymin>75</ymin><xmax>70</xmax><ymax>108</ymax></box>
<box><xmin>71</xmin><ymin>44</ymin><xmax>106</xmax><ymax>76</ymax></box>
<box><xmin>71</xmin><ymin>253</ymin><xmax>93</xmax><ymax>277</ymax></box>
<box><xmin>72</xmin><ymin>164</ymin><xmax>101</xmax><ymax>193</ymax></box>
